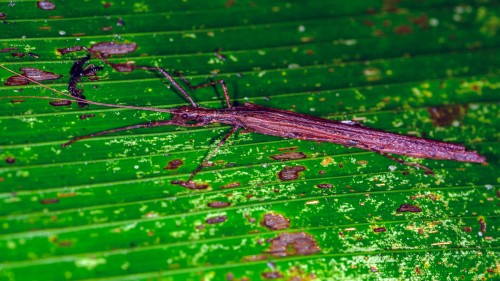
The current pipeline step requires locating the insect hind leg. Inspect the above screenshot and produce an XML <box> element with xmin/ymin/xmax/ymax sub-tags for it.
<box><xmin>173</xmin><ymin>70</ymin><xmax>232</xmax><ymax>109</ymax></box>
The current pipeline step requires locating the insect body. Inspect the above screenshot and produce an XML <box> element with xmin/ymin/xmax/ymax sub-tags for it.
<box><xmin>0</xmin><ymin>50</ymin><xmax>487</xmax><ymax>184</ymax></box>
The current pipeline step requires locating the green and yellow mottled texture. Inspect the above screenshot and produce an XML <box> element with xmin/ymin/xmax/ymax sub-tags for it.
<box><xmin>0</xmin><ymin>0</ymin><xmax>498</xmax><ymax>280</ymax></box>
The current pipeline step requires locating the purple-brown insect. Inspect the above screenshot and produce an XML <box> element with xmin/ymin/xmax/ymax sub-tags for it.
<box><xmin>0</xmin><ymin>49</ymin><xmax>486</xmax><ymax>186</ymax></box>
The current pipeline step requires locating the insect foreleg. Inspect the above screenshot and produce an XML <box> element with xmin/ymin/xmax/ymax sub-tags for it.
<box><xmin>187</xmin><ymin>125</ymin><xmax>240</xmax><ymax>182</ymax></box>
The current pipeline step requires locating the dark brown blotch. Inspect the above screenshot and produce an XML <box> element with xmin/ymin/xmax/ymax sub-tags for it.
<box><xmin>478</xmin><ymin>218</ymin><xmax>486</xmax><ymax>233</ymax></box>
<box><xmin>316</xmin><ymin>183</ymin><xmax>333</xmax><ymax>189</ymax></box>
<box><xmin>428</xmin><ymin>105</ymin><xmax>467</xmax><ymax>127</ymax></box>
<box><xmin>270</xmin><ymin>151</ymin><xmax>306</xmax><ymax>161</ymax></box>
<box><xmin>278</xmin><ymin>166</ymin><xmax>306</xmax><ymax>181</ymax></box>
<box><xmin>207</xmin><ymin>201</ymin><xmax>231</xmax><ymax>208</ymax></box>
<box><xmin>206</xmin><ymin>215</ymin><xmax>227</xmax><ymax>224</ymax></box>
<box><xmin>57</xmin><ymin>46</ymin><xmax>84</xmax><ymax>55</ymax></box>
<box><xmin>268</xmin><ymin>232</ymin><xmax>320</xmax><ymax>257</ymax></box>
<box><xmin>79</xmin><ymin>114</ymin><xmax>95</xmax><ymax>120</ymax></box>
<box><xmin>41</xmin><ymin>198</ymin><xmax>59</xmax><ymax>204</ymax></box>
<box><xmin>221</xmin><ymin>182</ymin><xmax>240</xmax><ymax>189</ymax></box>
<box><xmin>5</xmin><ymin>156</ymin><xmax>15</xmax><ymax>164</ymax></box>
<box><xmin>49</xmin><ymin>100</ymin><xmax>72</xmax><ymax>107</ymax></box>
<box><xmin>90</xmin><ymin>42</ymin><xmax>137</xmax><ymax>56</ymax></box>
<box><xmin>164</xmin><ymin>159</ymin><xmax>183</xmax><ymax>170</ymax></box>
<box><xmin>373</xmin><ymin>227</ymin><xmax>386</xmax><ymax>233</ymax></box>
<box><xmin>262</xmin><ymin>213</ymin><xmax>290</xmax><ymax>230</ymax></box>
<box><xmin>4</xmin><ymin>68</ymin><xmax>62</xmax><ymax>86</ymax></box>
<box><xmin>0</xmin><ymin>47</ymin><xmax>17</xmax><ymax>52</ymax></box>
<box><xmin>396</xmin><ymin>204</ymin><xmax>422</xmax><ymax>213</ymax></box>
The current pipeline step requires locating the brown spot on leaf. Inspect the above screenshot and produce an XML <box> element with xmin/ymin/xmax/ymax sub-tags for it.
<box><xmin>262</xmin><ymin>213</ymin><xmax>290</xmax><ymax>230</ymax></box>
<box><xmin>396</xmin><ymin>204</ymin><xmax>422</xmax><ymax>213</ymax></box>
<box><xmin>90</xmin><ymin>42</ymin><xmax>137</xmax><ymax>55</ymax></box>
<box><xmin>428</xmin><ymin>105</ymin><xmax>467</xmax><ymax>127</ymax></box>
<box><xmin>0</xmin><ymin>13</ymin><xmax>6</xmax><ymax>19</ymax></box>
<box><xmin>5</xmin><ymin>156</ymin><xmax>15</xmax><ymax>164</ymax></box>
<box><xmin>101</xmin><ymin>26</ymin><xmax>113</xmax><ymax>31</ymax></box>
<box><xmin>57</xmin><ymin>46</ymin><xmax>84</xmax><ymax>55</ymax></box>
<box><xmin>79</xmin><ymin>114</ymin><xmax>95</xmax><ymax>120</ymax></box>
<box><xmin>164</xmin><ymin>159</ymin><xmax>183</xmax><ymax>170</ymax></box>
<box><xmin>394</xmin><ymin>25</ymin><xmax>412</xmax><ymax>34</ymax></box>
<box><xmin>373</xmin><ymin>227</ymin><xmax>386</xmax><ymax>233</ymax></box>
<box><xmin>49</xmin><ymin>100</ymin><xmax>72</xmax><ymax>107</ymax></box>
<box><xmin>278</xmin><ymin>146</ymin><xmax>298</xmax><ymax>151</ymax></box>
<box><xmin>206</xmin><ymin>215</ymin><xmax>227</xmax><ymax>224</ymax></box>
<box><xmin>171</xmin><ymin>180</ymin><xmax>208</xmax><ymax>190</ymax></box>
<box><xmin>261</xmin><ymin>271</ymin><xmax>283</xmax><ymax>279</ymax></box>
<box><xmin>270</xmin><ymin>152</ymin><xmax>306</xmax><ymax>161</ymax></box>
<box><xmin>462</xmin><ymin>226</ymin><xmax>472</xmax><ymax>232</ymax></box>
<box><xmin>268</xmin><ymin>232</ymin><xmax>320</xmax><ymax>257</ymax></box>
<box><xmin>278</xmin><ymin>166</ymin><xmax>306</xmax><ymax>181</ymax></box>
<box><xmin>0</xmin><ymin>47</ymin><xmax>17</xmax><ymax>52</ymax></box>
<box><xmin>41</xmin><ymin>198</ymin><xmax>59</xmax><ymax>204</ymax></box>
<box><xmin>412</xmin><ymin>14</ymin><xmax>429</xmax><ymax>29</ymax></box>
<box><xmin>207</xmin><ymin>201</ymin><xmax>231</xmax><ymax>208</ymax></box>
<box><xmin>243</xmin><ymin>254</ymin><xmax>268</xmax><ymax>261</ymax></box>
<box><xmin>5</xmin><ymin>68</ymin><xmax>62</xmax><ymax>86</ymax></box>
<box><xmin>316</xmin><ymin>183</ymin><xmax>333</xmax><ymax>189</ymax></box>
<box><xmin>221</xmin><ymin>182</ymin><xmax>240</xmax><ymax>189</ymax></box>
<box><xmin>37</xmin><ymin>1</ymin><xmax>56</xmax><ymax>10</ymax></box>
<box><xmin>478</xmin><ymin>218</ymin><xmax>486</xmax><ymax>233</ymax></box>
<box><xmin>11</xmin><ymin>52</ymin><xmax>25</xmax><ymax>58</ymax></box>
<box><xmin>111</xmin><ymin>63</ymin><xmax>136</xmax><ymax>72</ymax></box>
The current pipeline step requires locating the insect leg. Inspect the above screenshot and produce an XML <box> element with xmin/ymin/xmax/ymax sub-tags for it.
<box><xmin>62</xmin><ymin>120</ymin><xmax>177</xmax><ymax>147</ymax></box>
<box><xmin>80</xmin><ymin>47</ymin><xmax>198</xmax><ymax>107</ymax></box>
<box><xmin>187</xmin><ymin>125</ymin><xmax>240</xmax><ymax>182</ymax></box>
<box><xmin>173</xmin><ymin>71</ymin><xmax>232</xmax><ymax>109</ymax></box>
<box><xmin>373</xmin><ymin>151</ymin><xmax>434</xmax><ymax>175</ymax></box>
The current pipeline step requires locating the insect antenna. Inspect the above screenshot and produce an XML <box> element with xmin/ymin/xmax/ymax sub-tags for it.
<box><xmin>0</xmin><ymin>63</ymin><xmax>173</xmax><ymax>113</ymax></box>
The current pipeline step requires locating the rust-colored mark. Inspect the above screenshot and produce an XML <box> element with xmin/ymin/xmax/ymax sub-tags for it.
<box><xmin>394</xmin><ymin>25</ymin><xmax>413</xmax><ymax>34</ymax></box>
<box><xmin>316</xmin><ymin>183</ymin><xmax>333</xmax><ymax>189</ymax></box>
<box><xmin>37</xmin><ymin>1</ymin><xmax>56</xmax><ymax>10</ymax></box>
<box><xmin>41</xmin><ymin>198</ymin><xmax>59</xmax><ymax>204</ymax></box>
<box><xmin>57</xmin><ymin>240</ymin><xmax>73</xmax><ymax>247</ymax></box>
<box><xmin>171</xmin><ymin>180</ymin><xmax>209</xmax><ymax>190</ymax></box>
<box><xmin>268</xmin><ymin>232</ymin><xmax>320</xmax><ymax>257</ymax></box>
<box><xmin>11</xmin><ymin>52</ymin><xmax>25</xmax><ymax>58</ymax></box>
<box><xmin>428</xmin><ymin>105</ymin><xmax>467</xmax><ymax>127</ymax></box>
<box><xmin>243</xmin><ymin>254</ymin><xmax>267</xmax><ymax>261</ymax></box>
<box><xmin>479</xmin><ymin>218</ymin><xmax>486</xmax><ymax>233</ymax></box>
<box><xmin>221</xmin><ymin>182</ymin><xmax>240</xmax><ymax>189</ymax></box>
<box><xmin>79</xmin><ymin>114</ymin><xmax>95</xmax><ymax>120</ymax></box>
<box><xmin>270</xmin><ymin>151</ymin><xmax>306</xmax><ymax>160</ymax></box>
<box><xmin>206</xmin><ymin>215</ymin><xmax>227</xmax><ymax>224</ymax></box>
<box><xmin>5</xmin><ymin>68</ymin><xmax>62</xmax><ymax>86</ymax></box>
<box><xmin>49</xmin><ymin>100</ymin><xmax>72</xmax><ymax>107</ymax></box>
<box><xmin>262</xmin><ymin>213</ymin><xmax>290</xmax><ymax>230</ymax></box>
<box><xmin>10</xmin><ymin>99</ymin><xmax>25</xmax><ymax>104</ymax></box>
<box><xmin>415</xmin><ymin>267</ymin><xmax>422</xmax><ymax>275</ymax></box>
<box><xmin>225</xmin><ymin>0</ymin><xmax>235</xmax><ymax>8</ymax></box>
<box><xmin>103</xmin><ymin>2</ymin><xmax>112</xmax><ymax>8</ymax></box>
<box><xmin>462</xmin><ymin>226</ymin><xmax>472</xmax><ymax>232</ymax></box>
<box><xmin>373</xmin><ymin>227</ymin><xmax>386</xmax><ymax>233</ymax></box>
<box><xmin>412</xmin><ymin>14</ymin><xmax>429</xmax><ymax>29</ymax></box>
<box><xmin>5</xmin><ymin>156</ymin><xmax>15</xmax><ymax>164</ymax></box>
<box><xmin>0</xmin><ymin>47</ymin><xmax>17</xmax><ymax>52</ymax></box>
<box><xmin>0</xmin><ymin>13</ymin><xmax>6</xmax><ymax>19</ymax></box>
<box><xmin>90</xmin><ymin>42</ymin><xmax>137</xmax><ymax>55</ymax></box>
<box><xmin>57</xmin><ymin>46</ymin><xmax>84</xmax><ymax>55</ymax></box>
<box><xmin>278</xmin><ymin>166</ymin><xmax>306</xmax><ymax>181</ymax></box>
<box><xmin>261</xmin><ymin>271</ymin><xmax>283</xmax><ymax>279</ymax></box>
<box><xmin>111</xmin><ymin>63</ymin><xmax>136</xmax><ymax>72</ymax></box>
<box><xmin>164</xmin><ymin>159</ymin><xmax>183</xmax><ymax>170</ymax></box>
<box><xmin>396</xmin><ymin>204</ymin><xmax>422</xmax><ymax>213</ymax></box>
<box><xmin>207</xmin><ymin>201</ymin><xmax>231</xmax><ymax>208</ymax></box>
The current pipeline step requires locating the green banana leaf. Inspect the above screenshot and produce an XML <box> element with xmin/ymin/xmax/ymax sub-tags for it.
<box><xmin>0</xmin><ymin>1</ymin><xmax>498</xmax><ymax>280</ymax></box>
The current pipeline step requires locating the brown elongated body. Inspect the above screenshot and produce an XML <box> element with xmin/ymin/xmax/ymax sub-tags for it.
<box><xmin>169</xmin><ymin>103</ymin><xmax>486</xmax><ymax>164</ymax></box>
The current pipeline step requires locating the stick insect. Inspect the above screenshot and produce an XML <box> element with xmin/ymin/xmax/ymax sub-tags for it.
<box><xmin>0</xmin><ymin>50</ymin><xmax>486</xmax><ymax>187</ymax></box>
